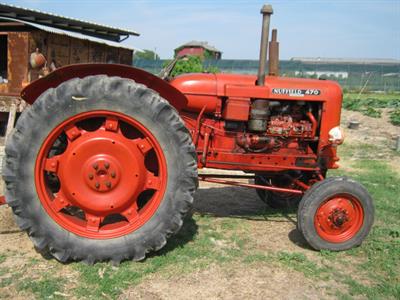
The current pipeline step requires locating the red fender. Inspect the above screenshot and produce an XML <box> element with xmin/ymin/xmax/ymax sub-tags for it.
<box><xmin>21</xmin><ymin>64</ymin><xmax>188</xmax><ymax>111</ymax></box>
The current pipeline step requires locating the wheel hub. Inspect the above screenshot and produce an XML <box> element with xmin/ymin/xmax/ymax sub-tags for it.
<box><xmin>59</xmin><ymin>131</ymin><xmax>146</xmax><ymax>215</ymax></box>
<box><xmin>84</xmin><ymin>157</ymin><xmax>121</xmax><ymax>192</ymax></box>
<box><xmin>314</xmin><ymin>195</ymin><xmax>364</xmax><ymax>243</ymax></box>
<box><xmin>329</xmin><ymin>208</ymin><xmax>349</xmax><ymax>228</ymax></box>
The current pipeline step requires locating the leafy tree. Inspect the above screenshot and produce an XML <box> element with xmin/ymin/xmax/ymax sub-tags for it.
<box><xmin>166</xmin><ymin>56</ymin><xmax>203</xmax><ymax>77</ymax></box>
<box><xmin>134</xmin><ymin>49</ymin><xmax>160</xmax><ymax>60</ymax></box>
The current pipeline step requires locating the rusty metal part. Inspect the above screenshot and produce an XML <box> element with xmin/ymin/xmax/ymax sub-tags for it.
<box><xmin>0</xmin><ymin>196</ymin><xmax>6</xmax><ymax>206</ymax></box>
<box><xmin>306</xmin><ymin>111</ymin><xmax>317</xmax><ymax>137</ymax></box>
<box><xmin>348</xmin><ymin>120</ymin><xmax>360</xmax><ymax>130</ymax></box>
<box><xmin>201</xmin><ymin>131</ymin><xmax>210</xmax><ymax>166</ymax></box>
<box><xmin>198</xmin><ymin>174</ymin><xmax>254</xmax><ymax>179</ymax></box>
<box><xmin>199</xmin><ymin>176</ymin><xmax>303</xmax><ymax>195</ymax></box>
<box><xmin>236</xmin><ymin>133</ymin><xmax>278</xmax><ymax>152</ymax></box>
<box><xmin>257</xmin><ymin>4</ymin><xmax>273</xmax><ymax>86</ymax></box>
<box><xmin>193</xmin><ymin>105</ymin><xmax>207</xmax><ymax>146</ymax></box>
<box><xmin>268</xmin><ymin>29</ymin><xmax>279</xmax><ymax>76</ymax></box>
<box><xmin>249</xmin><ymin>98</ymin><xmax>269</xmax><ymax>132</ymax></box>
<box><xmin>30</xmin><ymin>49</ymin><xmax>46</xmax><ymax>69</ymax></box>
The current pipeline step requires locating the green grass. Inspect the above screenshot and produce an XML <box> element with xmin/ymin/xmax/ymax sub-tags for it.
<box><xmin>18</xmin><ymin>277</ymin><xmax>67</xmax><ymax>299</ymax></box>
<box><xmin>69</xmin><ymin>215</ymin><xmax>248</xmax><ymax>299</ymax></box>
<box><xmin>343</xmin><ymin>92</ymin><xmax>400</xmax><ymax>125</ymax></box>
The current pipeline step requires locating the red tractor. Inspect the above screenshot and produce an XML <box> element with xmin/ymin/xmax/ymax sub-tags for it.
<box><xmin>1</xmin><ymin>4</ymin><xmax>374</xmax><ymax>263</ymax></box>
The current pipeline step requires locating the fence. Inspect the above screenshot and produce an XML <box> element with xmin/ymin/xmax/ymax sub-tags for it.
<box><xmin>133</xmin><ymin>59</ymin><xmax>400</xmax><ymax>92</ymax></box>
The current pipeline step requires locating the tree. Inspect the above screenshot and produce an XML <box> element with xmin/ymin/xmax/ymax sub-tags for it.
<box><xmin>134</xmin><ymin>49</ymin><xmax>160</xmax><ymax>60</ymax></box>
<box><xmin>162</xmin><ymin>56</ymin><xmax>219</xmax><ymax>78</ymax></box>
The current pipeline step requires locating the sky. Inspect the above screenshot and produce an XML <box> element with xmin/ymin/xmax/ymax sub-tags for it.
<box><xmin>2</xmin><ymin>0</ymin><xmax>400</xmax><ymax>60</ymax></box>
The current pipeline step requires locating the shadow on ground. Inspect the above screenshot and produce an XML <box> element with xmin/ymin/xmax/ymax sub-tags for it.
<box><xmin>193</xmin><ymin>185</ymin><xmax>311</xmax><ymax>250</ymax></box>
<box><xmin>193</xmin><ymin>186</ymin><xmax>296</xmax><ymax>222</ymax></box>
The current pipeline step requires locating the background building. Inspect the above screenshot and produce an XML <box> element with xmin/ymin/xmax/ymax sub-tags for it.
<box><xmin>174</xmin><ymin>41</ymin><xmax>222</xmax><ymax>59</ymax></box>
<box><xmin>0</xmin><ymin>3</ymin><xmax>139</xmax><ymax>141</ymax></box>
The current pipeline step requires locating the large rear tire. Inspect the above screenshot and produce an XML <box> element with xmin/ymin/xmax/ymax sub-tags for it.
<box><xmin>297</xmin><ymin>177</ymin><xmax>374</xmax><ymax>251</ymax></box>
<box><xmin>3</xmin><ymin>75</ymin><xmax>198</xmax><ymax>263</ymax></box>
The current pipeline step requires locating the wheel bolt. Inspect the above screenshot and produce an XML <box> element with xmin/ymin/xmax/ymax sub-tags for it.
<box><xmin>88</xmin><ymin>174</ymin><xmax>94</xmax><ymax>180</ymax></box>
<box><xmin>93</xmin><ymin>163</ymin><xmax>98</xmax><ymax>170</ymax></box>
<box><xmin>106</xmin><ymin>181</ymin><xmax>112</xmax><ymax>188</ymax></box>
<box><xmin>104</xmin><ymin>162</ymin><xmax>110</xmax><ymax>169</ymax></box>
<box><xmin>111</xmin><ymin>171</ymin><xmax>116</xmax><ymax>178</ymax></box>
<box><xmin>95</xmin><ymin>182</ymin><xmax>100</xmax><ymax>189</ymax></box>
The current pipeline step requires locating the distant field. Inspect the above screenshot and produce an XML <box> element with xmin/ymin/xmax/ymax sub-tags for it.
<box><xmin>343</xmin><ymin>92</ymin><xmax>400</xmax><ymax>125</ymax></box>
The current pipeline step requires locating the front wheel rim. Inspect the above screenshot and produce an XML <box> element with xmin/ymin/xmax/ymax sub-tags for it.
<box><xmin>35</xmin><ymin>110</ymin><xmax>167</xmax><ymax>239</ymax></box>
<box><xmin>314</xmin><ymin>194</ymin><xmax>364</xmax><ymax>243</ymax></box>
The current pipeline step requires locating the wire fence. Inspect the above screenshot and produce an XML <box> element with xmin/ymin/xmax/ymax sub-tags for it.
<box><xmin>133</xmin><ymin>59</ymin><xmax>400</xmax><ymax>92</ymax></box>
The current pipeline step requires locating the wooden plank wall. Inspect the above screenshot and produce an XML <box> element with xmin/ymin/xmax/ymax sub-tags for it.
<box><xmin>0</xmin><ymin>29</ymin><xmax>134</xmax><ymax>96</ymax></box>
<box><xmin>0</xmin><ymin>32</ymin><xmax>29</xmax><ymax>95</ymax></box>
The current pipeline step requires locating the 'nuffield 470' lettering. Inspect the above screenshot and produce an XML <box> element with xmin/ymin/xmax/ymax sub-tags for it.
<box><xmin>272</xmin><ymin>88</ymin><xmax>321</xmax><ymax>97</ymax></box>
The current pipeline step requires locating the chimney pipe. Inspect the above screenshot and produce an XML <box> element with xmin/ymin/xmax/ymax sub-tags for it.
<box><xmin>268</xmin><ymin>29</ymin><xmax>279</xmax><ymax>76</ymax></box>
<box><xmin>257</xmin><ymin>4</ymin><xmax>273</xmax><ymax>86</ymax></box>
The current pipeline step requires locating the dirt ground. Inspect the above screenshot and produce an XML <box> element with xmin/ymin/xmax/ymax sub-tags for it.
<box><xmin>0</xmin><ymin>109</ymin><xmax>398</xmax><ymax>299</ymax></box>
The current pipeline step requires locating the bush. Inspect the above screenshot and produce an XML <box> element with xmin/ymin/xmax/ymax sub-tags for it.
<box><xmin>389</xmin><ymin>109</ymin><xmax>400</xmax><ymax>126</ymax></box>
<box><xmin>163</xmin><ymin>56</ymin><xmax>220</xmax><ymax>77</ymax></box>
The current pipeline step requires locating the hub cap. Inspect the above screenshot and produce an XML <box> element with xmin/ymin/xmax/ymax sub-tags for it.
<box><xmin>314</xmin><ymin>194</ymin><xmax>364</xmax><ymax>243</ymax></box>
<box><xmin>35</xmin><ymin>111</ymin><xmax>167</xmax><ymax>239</ymax></box>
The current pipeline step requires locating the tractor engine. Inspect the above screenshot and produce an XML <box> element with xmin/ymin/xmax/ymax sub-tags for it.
<box><xmin>236</xmin><ymin>102</ymin><xmax>315</xmax><ymax>153</ymax></box>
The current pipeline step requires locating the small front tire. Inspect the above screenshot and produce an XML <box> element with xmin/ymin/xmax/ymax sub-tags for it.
<box><xmin>297</xmin><ymin>177</ymin><xmax>374</xmax><ymax>251</ymax></box>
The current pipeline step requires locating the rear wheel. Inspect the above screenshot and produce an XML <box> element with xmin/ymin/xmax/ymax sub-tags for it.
<box><xmin>297</xmin><ymin>177</ymin><xmax>374</xmax><ymax>251</ymax></box>
<box><xmin>3</xmin><ymin>75</ymin><xmax>198</xmax><ymax>263</ymax></box>
<box><xmin>255</xmin><ymin>175</ymin><xmax>302</xmax><ymax>209</ymax></box>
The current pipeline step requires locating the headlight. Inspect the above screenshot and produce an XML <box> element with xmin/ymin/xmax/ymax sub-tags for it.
<box><xmin>329</xmin><ymin>126</ymin><xmax>344</xmax><ymax>145</ymax></box>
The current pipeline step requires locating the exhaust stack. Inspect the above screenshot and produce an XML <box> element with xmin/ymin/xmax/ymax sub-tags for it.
<box><xmin>250</xmin><ymin>4</ymin><xmax>273</xmax><ymax>132</ymax></box>
<box><xmin>256</xmin><ymin>4</ymin><xmax>273</xmax><ymax>86</ymax></box>
<box><xmin>268</xmin><ymin>29</ymin><xmax>279</xmax><ymax>76</ymax></box>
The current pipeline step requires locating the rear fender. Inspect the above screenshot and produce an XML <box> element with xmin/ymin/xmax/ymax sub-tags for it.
<box><xmin>21</xmin><ymin>64</ymin><xmax>188</xmax><ymax>111</ymax></box>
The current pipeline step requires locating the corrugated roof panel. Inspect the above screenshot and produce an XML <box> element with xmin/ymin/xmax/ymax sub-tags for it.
<box><xmin>0</xmin><ymin>16</ymin><xmax>140</xmax><ymax>51</ymax></box>
<box><xmin>0</xmin><ymin>3</ymin><xmax>139</xmax><ymax>41</ymax></box>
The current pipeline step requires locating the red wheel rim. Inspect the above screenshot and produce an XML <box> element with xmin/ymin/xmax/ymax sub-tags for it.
<box><xmin>314</xmin><ymin>194</ymin><xmax>364</xmax><ymax>243</ymax></box>
<box><xmin>35</xmin><ymin>111</ymin><xmax>167</xmax><ymax>239</ymax></box>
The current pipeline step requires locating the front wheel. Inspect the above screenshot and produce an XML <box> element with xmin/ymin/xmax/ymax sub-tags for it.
<box><xmin>297</xmin><ymin>177</ymin><xmax>374</xmax><ymax>251</ymax></box>
<box><xmin>3</xmin><ymin>75</ymin><xmax>198</xmax><ymax>263</ymax></box>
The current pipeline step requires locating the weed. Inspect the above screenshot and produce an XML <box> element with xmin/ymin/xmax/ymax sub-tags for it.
<box><xmin>389</xmin><ymin>108</ymin><xmax>400</xmax><ymax>126</ymax></box>
<box><xmin>343</xmin><ymin>92</ymin><xmax>400</xmax><ymax>124</ymax></box>
<box><xmin>18</xmin><ymin>276</ymin><xmax>66</xmax><ymax>299</ymax></box>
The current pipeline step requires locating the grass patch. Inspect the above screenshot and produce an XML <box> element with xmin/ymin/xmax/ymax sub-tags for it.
<box><xmin>389</xmin><ymin>108</ymin><xmax>400</xmax><ymax>126</ymax></box>
<box><xmin>0</xmin><ymin>254</ymin><xmax>6</xmax><ymax>264</ymax></box>
<box><xmin>72</xmin><ymin>214</ymin><xmax>249</xmax><ymax>299</ymax></box>
<box><xmin>327</xmin><ymin>157</ymin><xmax>400</xmax><ymax>299</ymax></box>
<box><xmin>343</xmin><ymin>92</ymin><xmax>400</xmax><ymax>125</ymax></box>
<box><xmin>18</xmin><ymin>276</ymin><xmax>66</xmax><ymax>299</ymax></box>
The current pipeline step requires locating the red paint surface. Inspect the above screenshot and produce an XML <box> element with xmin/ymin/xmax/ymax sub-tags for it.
<box><xmin>314</xmin><ymin>194</ymin><xmax>364</xmax><ymax>243</ymax></box>
<box><xmin>21</xmin><ymin>64</ymin><xmax>343</xmax><ymax>190</ymax></box>
<box><xmin>35</xmin><ymin>110</ymin><xmax>167</xmax><ymax>239</ymax></box>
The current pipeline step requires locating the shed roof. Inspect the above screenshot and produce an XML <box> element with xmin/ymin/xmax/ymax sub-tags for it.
<box><xmin>0</xmin><ymin>16</ymin><xmax>138</xmax><ymax>51</ymax></box>
<box><xmin>175</xmin><ymin>41</ymin><xmax>221</xmax><ymax>53</ymax></box>
<box><xmin>291</xmin><ymin>57</ymin><xmax>400</xmax><ymax>65</ymax></box>
<box><xmin>0</xmin><ymin>3</ymin><xmax>139</xmax><ymax>42</ymax></box>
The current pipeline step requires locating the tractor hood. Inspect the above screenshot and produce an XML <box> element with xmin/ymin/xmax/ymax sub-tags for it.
<box><xmin>170</xmin><ymin>73</ymin><xmax>342</xmax><ymax>103</ymax></box>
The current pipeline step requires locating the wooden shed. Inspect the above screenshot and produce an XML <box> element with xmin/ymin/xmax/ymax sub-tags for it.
<box><xmin>0</xmin><ymin>3</ymin><xmax>139</xmax><ymax>142</ymax></box>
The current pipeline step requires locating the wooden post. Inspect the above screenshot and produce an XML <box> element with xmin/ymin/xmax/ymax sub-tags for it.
<box><xmin>5</xmin><ymin>102</ymin><xmax>17</xmax><ymax>142</ymax></box>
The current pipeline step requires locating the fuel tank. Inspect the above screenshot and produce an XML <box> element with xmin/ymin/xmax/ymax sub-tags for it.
<box><xmin>170</xmin><ymin>73</ymin><xmax>342</xmax><ymax>115</ymax></box>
